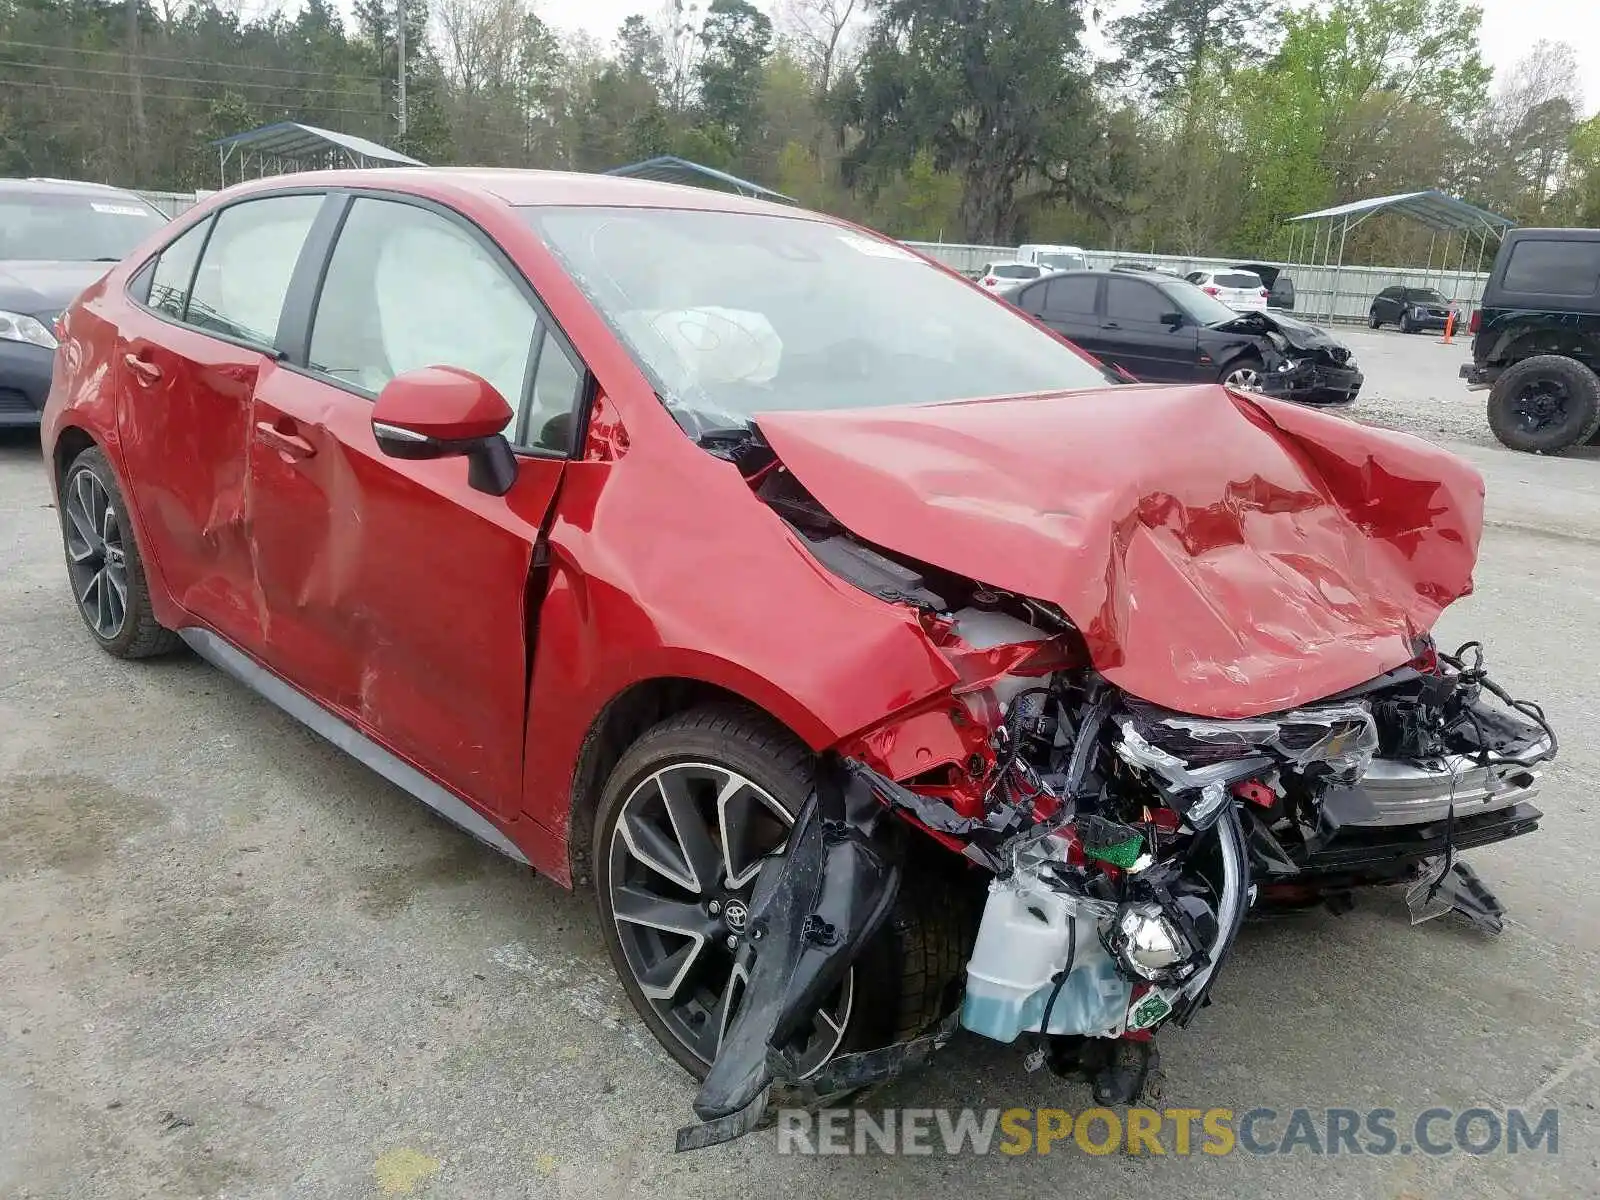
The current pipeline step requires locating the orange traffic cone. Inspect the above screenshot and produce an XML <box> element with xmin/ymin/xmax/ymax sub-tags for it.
<box><xmin>1439</xmin><ymin>311</ymin><xmax>1455</xmax><ymax>344</ymax></box>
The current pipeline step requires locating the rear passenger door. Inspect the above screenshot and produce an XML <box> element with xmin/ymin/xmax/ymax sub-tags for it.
<box><xmin>1034</xmin><ymin>274</ymin><xmax>1103</xmax><ymax>351</ymax></box>
<box><xmin>116</xmin><ymin>192</ymin><xmax>325</xmax><ymax>654</ymax></box>
<box><xmin>242</xmin><ymin>193</ymin><xmax>586</xmax><ymax>818</ymax></box>
<box><xmin>1099</xmin><ymin>277</ymin><xmax>1195</xmax><ymax>381</ymax></box>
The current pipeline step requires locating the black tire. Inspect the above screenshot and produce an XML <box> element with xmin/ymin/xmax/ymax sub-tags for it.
<box><xmin>59</xmin><ymin>446</ymin><xmax>181</xmax><ymax>658</ymax></box>
<box><xmin>1486</xmin><ymin>355</ymin><xmax>1600</xmax><ymax>454</ymax></box>
<box><xmin>592</xmin><ymin>704</ymin><xmax>969</xmax><ymax>1081</ymax></box>
<box><xmin>1369</xmin><ymin>311</ymin><xmax>1382</xmax><ymax>329</ymax></box>
<box><xmin>1399</xmin><ymin>312</ymin><xmax>1414</xmax><ymax>334</ymax></box>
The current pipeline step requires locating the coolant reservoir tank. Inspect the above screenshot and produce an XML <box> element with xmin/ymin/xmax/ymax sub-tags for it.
<box><xmin>950</xmin><ymin>607</ymin><xmax>1045</xmax><ymax>709</ymax></box>
<box><xmin>961</xmin><ymin>878</ymin><xmax>1130</xmax><ymax>1043</ymax></box>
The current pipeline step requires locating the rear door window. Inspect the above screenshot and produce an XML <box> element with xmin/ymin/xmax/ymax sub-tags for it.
<box><xmin>185</xmin><ymin>195</ymin><xmax>323</xmax><ymax>348</ymax></box>
<box><xmin>1105</xmin><ymin>278</ymin><xmax>1167</xmax><ymax>323</ymax></box>
<box><xmin>1043</xmin><ymin>275</ymin><xmax>1099</xmax><ymax>315</ymax></box>
<box><xmin>1015</xmin><ymin>282</ymin><xmax>1047</xmax><ymax>314</ymax></box>
<box><xmin>1502</xmin><ymin>239</ymin><xmax>1600</xmax><ymax>298</ymax></box>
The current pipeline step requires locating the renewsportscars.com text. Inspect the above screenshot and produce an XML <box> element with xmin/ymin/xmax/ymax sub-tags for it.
<box><xmin>776</xmin><ymin>1106</ymin><xmax>1560</xmax><ymax>1157</ymax></box>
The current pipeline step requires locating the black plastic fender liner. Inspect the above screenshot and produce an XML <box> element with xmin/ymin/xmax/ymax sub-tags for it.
<box><xmin>674</xmin><ymin>1010</ymin><xmax>964</xmax><ymax>1152</ymax></box>
<box><xmin>690</xmin><ymin>753</ymin><xmax>903</xmax><ymax>1122</ymax></box>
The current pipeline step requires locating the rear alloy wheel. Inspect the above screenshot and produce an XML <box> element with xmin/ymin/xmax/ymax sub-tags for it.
<box><xmin>60</xmin><ymin>448</ymin><xmax>180</xmax><ymax>658</ymax></box>
<box><xmin>1487</xmin><ymin>354</ymin><xmax>1600</xmax><ymax>454</ymax></box>
<box><xmin>593</xmin><ymin>706</ymin><xmax>966</xmax><ymax>1082</ymax></box>
<box><xmin>1220</xmin><ymin>358</ymin><xmax>1264</xmax><ymax>392</ymax></box>
<box><xmin>1369</xmin><ymin>312</ymin><xmax>1382</xmax><ymax>329</ymax></box>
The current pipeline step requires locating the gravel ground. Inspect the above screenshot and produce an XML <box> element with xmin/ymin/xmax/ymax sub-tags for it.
<box><xmin>2</xmin><ymin>340</ymin><xmax>1598</xmax><ymax>1197</ymax></box>
<box><xmin>1338</xmin><ymin>324</ymin><xmax>1517</xmax><ymax>447</ymax></box>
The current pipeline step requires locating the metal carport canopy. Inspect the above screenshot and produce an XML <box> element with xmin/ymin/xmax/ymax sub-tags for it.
<box><xmin>210</xmin><ymin>121</ymin><xmax>423</xmax><ymax>166</ymax></box>
<box><xmin>209</xmin><ymin>122</ymin><xmax>423</xmax><ymax>185</ymax></box>
<box><xmin>605</xmin><ymin>156</ymin><xmax>796</xmax><ymax>204</ymax></box>
<box><xmin>1288</xmin><ymin>189</ymin><xmax>1514</xmax><ymax>236</ymax></box>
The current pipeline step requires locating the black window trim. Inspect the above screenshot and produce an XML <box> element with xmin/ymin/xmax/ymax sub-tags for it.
<box><xmin>122</xmin><ymin>186</ymin><xmax>333</xmax><ymax>360</ymax></box>
<box><xmin>284</xmin><ymin>186</ymin><xmax>594</xmax><ymax>462</ymax></box>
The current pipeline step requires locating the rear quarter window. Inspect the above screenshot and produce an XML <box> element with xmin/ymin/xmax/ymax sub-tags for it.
<box><xmin>1502</xmin><ymin>239</ymin><xmax>1600</xmax><ymax>298</ymax></box>
<box><xmin>143</xmin><ymin>219</ymin><xmax>212</xmax><ymax>319</ymax></box>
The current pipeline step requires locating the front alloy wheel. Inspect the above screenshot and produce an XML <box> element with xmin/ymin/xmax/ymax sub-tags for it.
<box><xmin>602</xmin><ymin>753</ymin><xmax>852</xmax><ymax>1077</ymax></box>
<box><xmin>593</xmin><ymin>706</ymin><xmax>968</xmax><ymax>1085</ymax></box>
<box><xmin>1222</xmin><ymin>363</ymin><xmax>1263</xmax><ymax>392</ymax></box>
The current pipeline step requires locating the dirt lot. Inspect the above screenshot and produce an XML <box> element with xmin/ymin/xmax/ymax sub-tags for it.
<box><xmin>3</xmin><ymin>337</ymin><xmax>1598</xmax><ymax>1198</ymax></box>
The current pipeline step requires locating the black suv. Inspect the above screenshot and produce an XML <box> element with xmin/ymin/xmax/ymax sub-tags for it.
<box><xmin>1370</xmin><ymin>285</ymin><xmax>1459</xmax><ymax>333</ymax></box>
<box><xmin>1462</xmin><ymin>227</ymin><xmax>1600</xmax><ymax>453</ymax></box>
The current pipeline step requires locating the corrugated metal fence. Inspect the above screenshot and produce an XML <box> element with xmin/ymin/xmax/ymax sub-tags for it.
<box><xmin>135</xmin><ymin>189</ymin><xmax>211</xmax><ymax>218</ymax></box>
<box><xmin>904</xmin><ymin>242</ymin><xmax>1490</xmax><ymax>324</ymax></box>
<box><xmin>135</xmin><ymin>189</ymin><xmax>1485</xmax><ymax>324</ymax></box>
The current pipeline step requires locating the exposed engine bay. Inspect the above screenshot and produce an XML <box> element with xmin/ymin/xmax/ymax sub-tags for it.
<box><xmin>676</xmin><ymin>440</ymin><xmax>1557</xmax><ymax>1151</ymax></box>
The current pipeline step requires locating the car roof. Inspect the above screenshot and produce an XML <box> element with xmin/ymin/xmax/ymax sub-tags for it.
<box><xmin>201</xmin><ymin>167</ymin><xmax>816</xmax><ymax>220</ymax></box>
<box><xmin>0</xmin><ymin>177</ymin><xmax>148</xmax><ymax>198</ymax></box>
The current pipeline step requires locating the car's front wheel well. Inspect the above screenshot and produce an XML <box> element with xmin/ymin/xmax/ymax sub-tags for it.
<box><xmin>565</xmin><ymin>678</ymin><xmax>799</xmax><ymax>887</ymax></box>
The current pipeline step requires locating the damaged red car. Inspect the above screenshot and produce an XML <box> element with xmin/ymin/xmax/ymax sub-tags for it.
<box><xmin>43</xmin><ymin>170</ymin><xmax>1557</xmax><ymax>1147</ymax></box>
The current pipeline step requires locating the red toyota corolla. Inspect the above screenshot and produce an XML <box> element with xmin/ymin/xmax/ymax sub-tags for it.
<box><xmin>43</xmin><ymin>170</ymin><xmax>1555</xmax><ymax>1146</ymax></box>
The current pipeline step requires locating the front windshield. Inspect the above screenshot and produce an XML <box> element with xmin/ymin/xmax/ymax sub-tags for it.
<box><xmin>1039</xmin><ymin>252</ymin><xmax>1086</xmax><ymax>270</ymax></box>
<box><xmin>1410</xmin><ymin>288</ymin><xmax>1447</xmax><ymax>303</ymax></box>
<box><xmin>522</xmin><ymin>206</ymin><xmax>1117</xmax><ymax>435</ymax></box>
<box><xmin>0</xmin><ymin>192</ymin><xmax>166</xmax><ymax>262</ymax></box>
<box><xmin>1167</xmin><ymin>279</ymin><xmax>1244</xmax><ymax>326</ymax></box>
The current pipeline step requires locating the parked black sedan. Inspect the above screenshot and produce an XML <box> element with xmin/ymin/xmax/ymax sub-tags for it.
<box><xmin>1000</xmin><ymin>268</ymin><xmax>1362</xmax><ymax>406</ymax></box>
<box><xmin>1369</xmin><ymin>285</ymin><xmax>1461</xmax><ymax>333</ymax></box>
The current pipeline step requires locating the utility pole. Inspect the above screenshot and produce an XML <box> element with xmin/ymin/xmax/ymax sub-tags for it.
<box><xmin>396</xmin><ymin>0</ymin><xmax>408</xmax><ymax>143</ymax></box>
<box><xmin>125</xmin><ymin>0</ymin><xmax>148</xmax><ymax>183</ymax></box>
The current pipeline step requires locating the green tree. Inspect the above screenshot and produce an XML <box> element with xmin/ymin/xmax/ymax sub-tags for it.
<box><xmin>848</xmin><ymin>0</ymin><xmax>1116</xmax><ymax>243</ymax></box>
<box><xmin>1108</xmin><ymin>0</ymin><xmax>1269</xmax><ymax>102</ymax></box>
<box><xmin>696</xmin><ymin>0</ymin><xmax>773</xmax><ymax>152</ymax></box>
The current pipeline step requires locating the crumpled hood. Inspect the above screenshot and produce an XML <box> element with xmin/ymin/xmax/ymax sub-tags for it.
<box><xmin>1214</xmin><ymin>310</ymin><xmax>1348</xmax><ymax>359</ymax></box>
<box><xmin>756</xmin><ymin>386</ymin><xmax>1484</xmax><ymax>719</ymax></box>
<box><xmin>0</xmin><ymin>261</ymin><xmax>109</xmax><ymax>317</ymax></box>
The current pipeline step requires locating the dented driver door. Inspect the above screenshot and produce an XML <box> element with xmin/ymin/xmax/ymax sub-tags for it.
<box><xmin>241</xmin><ymin>194</ymin><xmax>581</xmax><ymax>819</ymax></box>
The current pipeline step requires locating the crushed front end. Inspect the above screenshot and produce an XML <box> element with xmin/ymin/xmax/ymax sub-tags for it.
<box><xmin>676</xmin><ymin>402</ymin><xmax>1551</xmax><ymax>1148</ymax></box>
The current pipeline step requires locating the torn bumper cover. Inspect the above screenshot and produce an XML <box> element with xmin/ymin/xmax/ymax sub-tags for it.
<box><xmin>681</xmin><ymin>757</ymin><xmax>901</xmax><ymax>1145</ymax></box>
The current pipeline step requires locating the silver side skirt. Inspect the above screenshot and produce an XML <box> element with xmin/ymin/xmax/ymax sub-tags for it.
<box><xmin>178</xmin><ymin>627</ymin><xmax>530</xmax><ymax>865</ymax></box>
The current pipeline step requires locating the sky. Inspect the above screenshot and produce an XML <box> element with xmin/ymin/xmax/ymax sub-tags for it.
<box><xmin>526</xmin><ymin>0</ymin><xmax>1600</xmax><ymax>116</ymax></box>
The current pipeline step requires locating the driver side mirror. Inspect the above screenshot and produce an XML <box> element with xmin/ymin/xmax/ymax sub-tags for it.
<box><xmin>1160</xmin><ymin>311</ymin><xmax>1185</xmax><ymax>328</ymax></box>
<box><xmin>371</xmin><ymin>366</ymin><xmax>518</xmax><ymax>496</ymax></box>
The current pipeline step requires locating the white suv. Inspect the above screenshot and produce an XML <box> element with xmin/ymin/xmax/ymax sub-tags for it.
<box><xmin>1185</xmin><ymin>269</ymin><xmax>1270</xmax><ymax>312</ymax></box>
